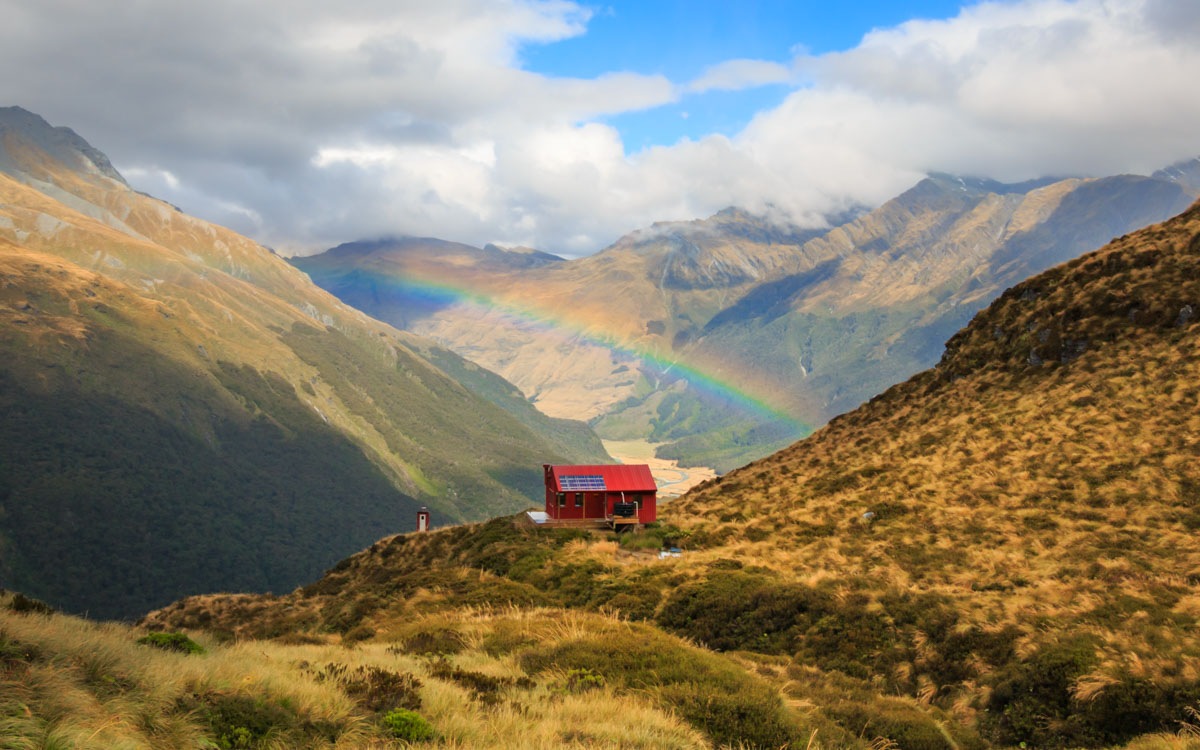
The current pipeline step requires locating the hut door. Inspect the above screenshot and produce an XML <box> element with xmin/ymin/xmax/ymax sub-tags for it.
<box><xmin>585</xmin><ymin>492</ymin><xmax>606</xmax><ymax>518</ymax></box>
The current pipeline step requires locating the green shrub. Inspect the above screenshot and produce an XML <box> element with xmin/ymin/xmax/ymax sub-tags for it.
<box><xmin>577</xmin><ymin>577</ymin><xmax>662</xmax><ymax>620</ymax></box>
<box><xmin>454</xmin><ymin>576</ymin><xmax>551</xmax><ymax>609</ymax></box>
<box><xmin>397</xmin><ymin>628</ymin><xmax>466</xmax><ymax>656</ymax></box>
<box><xmin>656</xmin><ymin>571</ymin><xmax>783</xmax><ymax>651</ymax></box>
<box><xmin>305</xmin><ymin>662</ymin><xmax>422</xmax><ymax>713</ymax></box>
<box><xmin>480</xmin><ymin>621</ymin><xmax>538</xmax><ymax>656</ymax></box>
<box><xmin>342</xmin><ymin>624</ymin><xmax>374</xmax><ymax>644</ymax></box>
<box><xmin>7</xmin><ymin>593</ymin><xmax>54</xmax><ymax>615</ymax></box>
<box><xmin>520</xmin><ymin>629</ymin><xmax>808</xmax><ymax>749</ymax></box>
<box><xmin>564</xmin><ymin>667</ymin><xmax>605</xmax><ymax>693</ymax></box>
<box><xmin>921</xmin><ymin>625</ymin><xmax>1019</xmax><ymax>687</ymax></box>
<box><xmin>659</xmin><ymin>572</ymin><xmax>856</xmax><ymax>656</ymax></box>
<box><xmin>656</xmin><ymin>523</ymin><xmax>692</xmax><ymax>548</ymax></box>
<box><xmin>822</xmin><ymin>701</ymin><xmax>954</xmax><ymax>750</ymax></box>
<box><xmin>986</xmin><ymin>655</ymin><xmax>1200</xmax><ymax>749</ymax></box>
<box><xmin>137</xmin><ymin>631</ymin><xmax>205</xmax><ymax>655</ymax></box>
<box><xmin>662</xmin><ymin>577</ymin><xmax>1008</xmax><ymax>691</ymax></box>
<box><xmin>177</xmin><ymin>692</ymin><xmax>335</xmax><ymax>749</ymax></box>
<box><xmin>381</xmin><ymin>708</ymin><xmax>434</xmax><ymax>742</ymax></box>
<box><xmin>983</xmin><ymin>636</ymin><xmax>1099</xmax><ymax>747</ymax></box>
<box><xmin>320</xmin><ymin>597</ymin><xmax>379</xmax><ymax>634</ymax></box>
<box><xmin>600</xmin><ymin>589</ymin><xmax>660</xmax><ymax>620</ymax></box>
<box><xmin>1077</xmin><ymin>678</ymin><xmax>1200</xmax><ymax>746</ymax></box>
<box><xmin>427</xmin><ymin>658</ymin><xmax>531</xmax><ymax>705</ymax></box>
<box><xmin>659</xmin><ymin>681</ymin><xmax>804</xmax><ymax>750</ymax></box>
<box><xmin>530</xmin><ymin>558</ymin><xmax>617</xmax><ymax>609</ymax></box>
<box><xmin>618</xmin><ymin>533</ymin><xmax>664</xmax><ymax>550</ymax></box>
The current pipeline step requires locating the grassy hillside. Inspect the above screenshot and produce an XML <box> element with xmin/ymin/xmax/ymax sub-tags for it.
<box><xmin>140</xmin><ymin>521</ymin><xmax>982</xmax><ymax>750</ymax></box>
<box><xmin>669</xmin><ymin>198</ymin><xmax>1200</xmax><ymax>746</ymax></box>
<box><xmin>0</xmin><ymin>108</ymin><xmax>609</xmax><ymax>619</ymax></box>
<box><xmin>145</xmin><ymin>200</ymin><xmax>1200</xmax><ymax>748</ymax></box>
<box><xmin>0</xmin><ymin>592</ymin><xmax>714</xmax><ymax>749</ymax></box>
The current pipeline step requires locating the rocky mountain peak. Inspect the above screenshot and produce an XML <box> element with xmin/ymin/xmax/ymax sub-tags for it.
<box><xmin>1152</xmin><ymin>156</ymin><xmax>1200</xmax><ymax>195</ymax></box>
<box><xmin>923</xmin><ymin>171</ymin><xmax>1067</xmax><ymax>196</ymax></box>
<box><xmin>0</xmin><ymin>105</ymin><xmax>127</xmax><ymax>185</ymax></box>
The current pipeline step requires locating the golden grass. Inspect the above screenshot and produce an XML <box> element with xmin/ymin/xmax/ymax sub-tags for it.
<box><xmin>0</xmin><ymin>600</ymin><xmax>719</xmax><ymax>750</ymax></box>
<box><xmin>652</xmin><ymin>203</ymin><xmax>1200</xmax><ymax>721</ymax></box>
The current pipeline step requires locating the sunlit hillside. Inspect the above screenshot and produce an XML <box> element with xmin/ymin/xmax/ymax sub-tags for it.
<box><xmin>669</xmin><ymin>197</ymin><xmax>1200</xmax><ymax>746</ymax></box>
<box><xmin>0</xmin><ymin>592</ymin><xmax>719</xmax><ymax>749</ymax></box>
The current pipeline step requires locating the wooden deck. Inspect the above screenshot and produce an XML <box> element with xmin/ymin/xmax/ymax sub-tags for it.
<box><xmin>518</xmin><ymin>512</ymin><xmax>636</xmax><ymax>530</ymax></box>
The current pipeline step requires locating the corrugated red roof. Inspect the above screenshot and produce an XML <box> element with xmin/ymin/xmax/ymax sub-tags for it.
<box><xmin>548</xmin><ymin>464</ymin><xmax>657</xmax><ymax>493</ymax></box>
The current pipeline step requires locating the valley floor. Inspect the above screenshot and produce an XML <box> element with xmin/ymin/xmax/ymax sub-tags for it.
<box><xmin>602</xmin><ymin>439</ymin><xmax>717</xmax><ymax>497</ymax></box>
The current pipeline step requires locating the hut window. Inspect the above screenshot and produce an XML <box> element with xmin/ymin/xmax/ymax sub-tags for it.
<box><xmin>574</xmin><ymin>493</ymin><xmax>584</xmax><ymax>507</ymax></box>
<box><xmin>557</xmin><ymin>492</ymin><xmax>565</xmax><ymax>507</ymax></box>
<box><xmin>630</xmin><ymin>494</ymin><xmax>641</xmax><ymax>505</ymax></box>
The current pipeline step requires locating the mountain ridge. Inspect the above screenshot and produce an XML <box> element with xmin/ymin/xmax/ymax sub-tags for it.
<box><xmin>0</xmin><ymin>107</ymin><xmax>609</xmax><ymax>618</ymax></box>
<box><xmin>0</xmin><ymin>105</ymin><xmax>128</xmax><ymax>185</ymax></box>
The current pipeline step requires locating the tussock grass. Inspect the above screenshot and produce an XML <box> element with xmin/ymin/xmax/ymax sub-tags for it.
<box><xmin>0</xmin><ymin>598</ymin><xmax>373</xmax><ymax>748</ymax></box>
<box><xmin>1</xmin><ymin>598</ymin><xmax>722</xmax><ymax>749</ymax></box>
<box><xmin>664</xmin><ymin>205</ymin><xmax>1200</xmax><ymax>736</ymax></box>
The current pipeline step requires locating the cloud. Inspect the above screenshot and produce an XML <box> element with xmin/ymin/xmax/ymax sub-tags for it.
<box><xmin>0</xmin><ymin>0</ymin><xmax>1197</xmax><ymax>256</ymax></box>
<box><xmin>687</xmin><ymin>59</ymin><xmax>795</xmax><ymax>93</ymax></box>
<box><xmin>777</xmin><ymin>0</ymin><xmax>1200</xmax><ymax>181</ymax></box>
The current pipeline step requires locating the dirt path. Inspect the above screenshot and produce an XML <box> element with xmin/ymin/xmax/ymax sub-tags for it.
<box><xmin>602</xmin><ymin>439</ymin><xmax>718</xmax><ymax>497</ymax></box>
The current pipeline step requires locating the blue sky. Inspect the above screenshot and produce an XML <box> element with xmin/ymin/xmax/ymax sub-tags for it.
<box><xmin>522</xmin><ymin>1</ymin><xmax>969</xmax><ymax>151</ymax></box>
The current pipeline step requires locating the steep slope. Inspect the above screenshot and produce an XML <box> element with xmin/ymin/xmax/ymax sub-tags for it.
<box><xmin>667</xmin><ymin>198</ymin><xmax>1200</xmax><ymax>746</ymax></box>
<box><xmin>691</xmin><ymin>172</ymin><xmax>1195</xmax><ymax>424</ymax></box>
<box><xmin>0</xmin><ymin>107</ymin><xmax>606</xmax><ymax>619</ymax></box>
<box><xmin>155</xmin><ymin>201</ymin><xmax>1200</xmax><ymax>749</ymax></box>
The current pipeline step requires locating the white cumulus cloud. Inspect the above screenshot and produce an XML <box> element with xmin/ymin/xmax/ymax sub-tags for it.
<box><xmin>0</xmin><ymin>0</ymin><xmax>1197</xmax><ymax>256</ymax></box>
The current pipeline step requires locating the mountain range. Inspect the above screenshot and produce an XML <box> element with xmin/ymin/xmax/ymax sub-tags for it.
<box><xmin>0</xmin><ymin>106</ymin><xmax>609</xmax><ymax>619</ymax></box>
<box><xmin>294</xmin><ymin>166</ymin><xmax>1197</xmax><ymax>471</ymax></box>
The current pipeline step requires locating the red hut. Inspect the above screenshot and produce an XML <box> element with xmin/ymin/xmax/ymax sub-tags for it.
<box><xmin>543</xmin><ymin>464</ymin><xmax>657</xmax><ymax>527</ymax></box>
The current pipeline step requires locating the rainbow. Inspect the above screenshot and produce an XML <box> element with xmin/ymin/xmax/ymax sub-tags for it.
<box><xmin>346</xmin><ymin>268</ymin><xmax>811</xmax><ymax>433</ymax></box>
